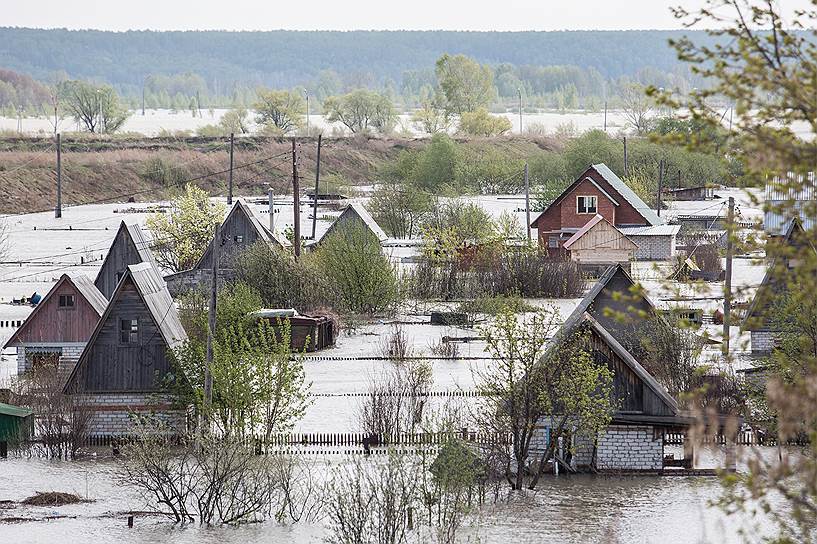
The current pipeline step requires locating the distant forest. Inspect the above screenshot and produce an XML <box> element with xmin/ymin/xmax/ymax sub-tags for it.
<box><xmin>0</xmin><ymin>28</ymin><xmax>714</xmax><ymax>112</ymax></box>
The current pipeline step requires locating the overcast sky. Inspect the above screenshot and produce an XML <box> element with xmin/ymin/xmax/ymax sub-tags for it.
<box><xmin>2</xmin><ymin>0</ymin><xmax>812</xmax><ymax>32</ymax></box>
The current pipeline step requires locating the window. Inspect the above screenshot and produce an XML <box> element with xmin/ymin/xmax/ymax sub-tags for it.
<box><xmin>120</xmin><ymin>319</ymin><xmax>139</xmax><ymax>344</ymax></box>
<box><xmin>234</xmin><ymin>235</ymin><xmax>244</xmax><ymax>243</ymax></box>
<box><xmin>58</xmin><ymin>294</ymin><xmax>75</xmax><ymax>308</ymax></box>
<box><xmin>577</xmin><ymin>195</ymin><xmax>597</xmax><ymax>214</ymax></box>
<box><xmin>548</xmin><ymin>235</ymin><xmax>559</xmax><ymax>249</ymax></box>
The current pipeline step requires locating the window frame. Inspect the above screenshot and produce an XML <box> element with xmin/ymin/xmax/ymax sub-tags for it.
<box><xmin>58</xmin><ymin>294</ymin><xmax>76</xmax><ymax>309</ymax></box>
<box><xmin>120</xmin><ymin>318</ymin><xmax>139</xmax><ymax>345</ymax></box>
<box><xmin>548</xmin><ymin>235</ymin><xmax>560</xmax><ymax>249</ymax></box>
<box><xmin>576</xmin><ymin>195</ymin><xmax>598</xmax><ymax>214</ymax></box>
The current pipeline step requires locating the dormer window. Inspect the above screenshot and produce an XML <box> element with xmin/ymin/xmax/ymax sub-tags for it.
<box><xmin>577</xmin><ymin>196</ymin><xmax>597</xmax><ymax>214</ymax></box>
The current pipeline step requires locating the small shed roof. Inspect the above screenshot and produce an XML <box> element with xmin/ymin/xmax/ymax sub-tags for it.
<box><xmin>0</xmin><ymin>402</ymin><xmax>33</xmax><ymax>418</ymax></box>
<box><xmin>563</xmin><ymin>214</ymin><xmax>637</xmax><ymax>251</ymax></box>
<box><xmin>618</xmin><ymin>224</ymin><xmax>681</xmax><ymax>237</ymax></box>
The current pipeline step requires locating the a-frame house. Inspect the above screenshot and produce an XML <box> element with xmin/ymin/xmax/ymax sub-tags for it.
<box><xmin>4</xmin><ymin>274</ymin><xmax>107</xmax><ymax>376</ymax></box>
<box><xmin>95</xmin><ymin>221</ymin><xmax>158</xmax><ymax>300</ymax></box>
<box><xmin>314</xmin><ymin>202</ymin><xmax>388</xmax><ymax>246</ymax></box>
<box><xmin>64</xmin><ymin>263</ymin><xmax>188</xmax><ymax>436</ymax></box>
<box><xmin>533</xmin><ymin>264</ymin><xmax>690</xmax><ymax>472</ymax></box>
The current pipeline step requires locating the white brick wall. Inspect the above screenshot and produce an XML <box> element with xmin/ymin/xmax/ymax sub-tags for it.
<box><xmin>630</xmin><ymin>235</ymin><xmax>676</xmax><ymax>261</ymax></box>
<box><xmin>751</xmin><ymin>330</ymin><xmax>774</xmax><ymax>354</ymax></box>
<box><xmin>74</xmin><ymin>392</ymin><xmax>187</xmax><ymax>437</ymax></box>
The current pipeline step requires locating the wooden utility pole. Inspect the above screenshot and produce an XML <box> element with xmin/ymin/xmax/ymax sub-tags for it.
<box><xmin>292</xmin><ymin>140</ymin><xmax>301</xmax><ymax>259</ymax></box>
<box><xmin>204</xmin><ymin>221</ymin><xmax>219</xmax><ymax>428</ymax></box>
<box><xmin>524</xmin><ymin>162</ymin><xmax>531</xmax><ymax>243</ymax></box>
<box><xmin>722</xmin><ymin>196</ymin><xmax>735</xmax><ymax>356</ymax></box>
<box><xmin>623</xmin><ymin>137</ymin><xmax>628</xmax><ymax>177</ymax></box>
<box><xmin>55</xmin><ymin>133</ymin><xmax>62</xmax><ymax>219</ymax></box>
<box><xmin>657</xmin><ymin>159</ymin><xmax>664</xmax><ymax>217</ymax></box>
<box><xmin>268</xmin><ymin>186</ymin><xmax>275</xmax><ymax>232</ymax></box>
<box><xmin>227</xmin><ymin>133</ymin><xmax>234</xmax><ymax>205</ymax></box>
<box><xmin>678</xmin><ymin>169</ymin><xmax>682</xmax><ymax>190</ymax></box>
<box><xmin>603</xmin><ymin>101</ymin><xmax>608</xmax><ymax>132</ymax></box>
<box><xmin>518</xmin><ymin>89</ymin><xmax>523</xmax><ymax>134</ymax></box>
<box><xmin>312</xmin><ymin>134</ymin><xmax>322</xmax><ymax>240</ymax></box>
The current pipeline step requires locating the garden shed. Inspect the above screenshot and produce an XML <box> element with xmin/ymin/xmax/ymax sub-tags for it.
<box><xmin>0</xmin><ymin>402</ymin><xmax>34</xmax><ymax>457</ymax></box>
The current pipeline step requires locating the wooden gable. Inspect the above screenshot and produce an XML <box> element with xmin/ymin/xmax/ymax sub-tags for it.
<box><xmin>95</xmin><ymin>221</ymin><xmax>156</xmax><ymax>300</ymax></box>
<box><xmin>317</xmin><ymin>203</ymin><xmax>388</xmax><ymax>245</ymax></box>
<box><xmin>64</xmin><ymin>265</ymin><xmax>184</xmax><ymax>394</ymax></box>
<box><xmin>563</xmin><ymin>215</ymin><xmax>637</xmax><ymax>252</ymax></box>
<box><xmin>4</xmin><ymin>274</ymin><xmax>106</xmax><ymax>348</ymax></box>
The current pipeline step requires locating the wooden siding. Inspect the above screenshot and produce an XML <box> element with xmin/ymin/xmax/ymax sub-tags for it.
<box><xmin>11</xmin><ymin>280</ymin><xmax>100</xmax><ymax>345</ymax></box>
<box><xmin>588</xmin><ymin>271</ymin><xmax>654</xmax><ymax>344</ymax></box>
<box><xmin>590</xmin><ymin>329</ymin><xmax>674</xmax><ymax>417</ymax></box>
<box><xmin>95</xmin><ymin>226</ymin><xmax>145</xmax><ymax>299</ymax></box>
<box><xmin>199</xmin><ymin>206</ymin><xmax>265</xmax><ymax>270</ymax></box>
<box><xmin>76</xmin><ymin>280</ymin><xmax>172</xmax><ymax>392</ymax></box>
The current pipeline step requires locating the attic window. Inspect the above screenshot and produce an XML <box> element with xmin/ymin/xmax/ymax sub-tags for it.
<box><xmin>234</xmin><ymin>235</ymin><xmax>244</xmax><ymax>243</ymax></box>
<box><xmin>577</xmin><ymin>196</ymin><xmax>597</xmax><ymax>214</ymax></box>
<box><xmin>58</xmin><ymin>294</ymin><xmax>75</xmax><ymax>309</ymax></box>
<box><xmin>120</xmin><ymin>319</ymin><xmax>139</xmax><ymax>344</ymax></box>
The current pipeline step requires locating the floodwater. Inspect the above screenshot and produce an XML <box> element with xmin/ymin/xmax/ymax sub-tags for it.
<box><xmin>0</xmin><ymin>449</ymin><xmax>779</xmax><ymax>544</ymax></box>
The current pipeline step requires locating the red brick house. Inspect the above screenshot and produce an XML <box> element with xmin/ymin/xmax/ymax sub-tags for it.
<box><xmin>530</xmin><ymin>164</ymin><xmax>671</xmax><ymax>259</ymax></box>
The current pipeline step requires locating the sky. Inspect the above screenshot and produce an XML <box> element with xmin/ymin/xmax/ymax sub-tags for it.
<box><xmin>2</xmin><ymin>0</ymin><xmax>813</xmax><ymax>32</ymax></box>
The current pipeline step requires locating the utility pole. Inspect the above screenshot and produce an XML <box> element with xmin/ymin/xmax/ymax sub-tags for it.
<box><xmin>141</xmin><ymin>84</ymin><xmax>145</xmax><ymax>116</ymax></box>
<box><xmin>604</xmin><ymin>101</ymin><xmax>608</xmax><ymax>132</ymax></box>
<box><xmin>524</xmin><ymin>162</ymin><xmax>531</xmax><ymax>243</ymax></box>
<box><xmin>204</xmin><ymin>221</ymin><xmax>219</xmax><ymax>430</ymax></box>
<box><xmin>55</xmin><ymin>133</ymin><xmax>62</xmax><ymax>219</ymax></box>
<box><xmin>312</xmin><ymin>134</ymin><xmax>322</xmax><ymax>239</ymax></box>
<box><xmin>268</xmin><ymin>186</ymin><xmax>275</xmax><ymax>232</ymax></box>
<box><xmin>657</xmin><ymin>159</ymin><xmax>664</xmax><ymax>217</ymax></box>
<box><xmin>518</xmin><ymin>88</ymin><xmax>523</xmax><ymax>134</ymax></box>
<box><xmin>292</xmin><ymin>139</ymin><xmax>301</xmax><ymax>259</ymax></box>
<box><xmin>678</xmin><ymin>169</ymin><xmax>682</xmax><ymax>190</ymax></box>
<box><xmin>722</xmin><ymin>196</ymin><xmax>735</xmax><ymax>356</ymax></box>
<box><xmin>227</xmin><ymin>133</ymin><xmax>234</xmax><ymax>205</ymax></box>
<box><xmin>304</xmin><ymin>92</ymin><xmax>310</xmax><ymax>137</ymax></box>
<box><xmin>623</xmin><ymin>137</ymin><xmax>628</xmax><ymax>177</ymax></box>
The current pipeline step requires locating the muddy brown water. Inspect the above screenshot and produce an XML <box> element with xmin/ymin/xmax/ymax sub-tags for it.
<box><xmin>0</xmin><ymin>449</ymin><xmax>778</xmax><ymax>544</ymax></box>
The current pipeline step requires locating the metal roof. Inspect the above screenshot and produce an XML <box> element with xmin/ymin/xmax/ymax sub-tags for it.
<box><xmin>128</xmin><ymin>262</ymin><xmax>187</xmax><ymax>350</ymax></box>
<box><xmin>618</xmin><ymin>224</ymin><xmax>681</xmax><ymax>236</ymax></box>
<box><xmin>0</xmin><ymin>402</ymin><xmax>33</xmax><ymax>418</ymax></box>
<box><xmin>592</xmin><ymin>163</ymin><xmax>665</xmax><ymax>227</ymax></box>
<box><xmin>94</xmin><ymin>221</ymin><xmax>159</xmax><ymax>287</ymax></box>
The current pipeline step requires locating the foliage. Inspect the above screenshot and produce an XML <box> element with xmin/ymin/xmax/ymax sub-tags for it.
<box><xmin>172</xmin><ymin>282</ymin><xmax>311</xmax><ymax>439</ymax></box>
<box><xmin>253</xmin><ymin>89</ymin><xmax>305</xmax><ymax>134</ymax></box>
<box><xmin>621</xmin><ymin>83</ymin><xmax>654</xmax><ymax>135</ymax></box>
<box><xmin>457</xmin><ymin>108</ymin><xmax>512</xmax><ymax>137</ymax></box>
<box><xmin>313</xmin><ymin>221</ymin><xmax>402</xmax><ymax>315</ymax></box>
<box><xmin>435</xmin><ymin>54</ymin><xmax>496</xmax><ymax>115</ymax></box>
<box><xmin>219</xmin><ymin>108</ymin><xmax>251</xmax><ymax>134</ymax></box>
<box><xmin>139</xmin><ymin>156</ymin><xmax>189</xmax><ymax>187</ymax></box>
<box><xmin>369</xmin><ymin>181</ymin><xmax>432</xmax><ymax>238</ymax></box>
<box><xmin>358</xmin><ymin>359</ymin><xmax>433</xmax><ymax>436</ymax></box>
<box><xmin>58</xmin><ymin>80</ymin><xmax>129</xmax><ymax>133</ymax></box>
<box><xmin>324</xmin><ymin>89</ymin><xmax>396</xmax><ymax>134</ymax></box>
<box><xmin>410</xmin><ymin>99</ymin><xmax>452</xmax><ymax>134</ymax></box>
<box><xmin>146</xmin><ymin>183</ymin><xmax>225</xmax><ymax>272</ymax></box>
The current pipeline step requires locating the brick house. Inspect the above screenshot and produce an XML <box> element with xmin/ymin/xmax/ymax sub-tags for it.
<box><xmin>530</xmin><ymin>164</ymin><xmax>677</xmax><ymax>260</ymax></box>
<box><xmin>4</xmin><ymin>273</ymin><xmax>107</xmax><ymax>378</ymax></box>
<box><xmin>63</xmin><ymin>263</ymin><xmax>188</xmax><ymax>437</ymax></box>
<box><xmin>531</xmin><ymin>265</ymin><xmax>693</xmax><ymax>472</ymax></box>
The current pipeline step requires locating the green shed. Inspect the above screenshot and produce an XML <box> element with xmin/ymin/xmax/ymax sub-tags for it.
<box><xmin>0</xmin><ymin>402</ymin><xmax>34</xmax><ymax>457</ymax></box>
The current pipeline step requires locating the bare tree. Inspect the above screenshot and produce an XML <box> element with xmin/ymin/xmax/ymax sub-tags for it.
<box><xmin>621</xmin><ymin>83</ymin><xmax>654</xmax><ymax>135</ymax></box>
<box><xmin>359</xmin><ymin>360</ymin><xmax>432</xmax><ymax>437</ymax></box>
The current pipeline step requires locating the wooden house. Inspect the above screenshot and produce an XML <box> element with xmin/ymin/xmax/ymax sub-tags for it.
<box><xmin>63</xmin><ymin>263</ymin><xmax>188</xmax><ymax>437</ymax></box>
<box><xmin>95</xmin><ymin>221</ymin><xmax>159</xmax><ymax>300</ymax></box>
<box><xmin>562</xmin><ymin>214</ymin><xmax>637</xmax><ymax>270</ymax></box>
<box><xmin>252</xmin><ymin>309</ymin><xmax>337</xmax><ymax>352</ymax></box>
<box><xmin>531</xmin><ymin>264</ymin><xmax>691</xmax><ymax>472</ymax></box>
<box><xmin>3</xmin><ymin>274</ymin><xmax>107</xmax><ymax>377</ymax></box>
<box><xmin>314</xmin><ymin>202</ymin><xmax>388</xmax><ymax>246</ymax></box>
<box><xmin>744</xmin><ymin>218</ymin><xmax>815</xmax><ymax>354</ymax></box>
<box><xmin>665</xmin><ymin>185</ymin><xmax>716</xmax><ymax>201</ymax></box>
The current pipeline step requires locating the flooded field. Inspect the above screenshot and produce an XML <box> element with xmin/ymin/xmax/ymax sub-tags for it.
<box><xmin>0</xmin><ymin>450</ymin><xmax>778</xmax><ymax>544</ymax></box>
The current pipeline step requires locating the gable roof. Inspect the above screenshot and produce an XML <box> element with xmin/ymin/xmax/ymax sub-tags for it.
<box><xmin>3</xmin><ymin>273</ymin><xmax>107</xmax><ymax>349</ymax></box>
<box><xmin>0</xmin><ymin>402</ymin><xmax>33</xmax><ymax>418</ymax></box>
<box><xmin>94</xmin><ymin>221</ymin><xmax>158</xmax><ymax>285</ymax></box>
<box><xmin>194</xmin><ymin>199</ymin><xmax>288</xmax><ymax>271</ymax></box>
<box><xmin>63</xmin><ymin>262</ymin><xmax>187</xmax><ymax>393</ymax></box>
<box><xmin>562</xmin><ymin>214</ymin><xmax>637</xmax><ymax>251</ymax></box>
<box><xmin>317</xmin><ymin>202</ymin><xmax>388</xmax><ymax>244</ymax></box>
<box><xmin>531</xmin><ymin>164</ymin><xmax>664</xmax><ymax>228</ymax></box>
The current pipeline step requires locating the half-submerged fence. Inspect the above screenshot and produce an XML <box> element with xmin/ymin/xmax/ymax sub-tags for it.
<box><xmin>664</xmin><ymin>431</ymin><xmax>809</xmax><ymax>447</ymax></box>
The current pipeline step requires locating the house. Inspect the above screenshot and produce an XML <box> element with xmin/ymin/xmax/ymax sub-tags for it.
<box><xmin>561</xmin><ymin>214</ymin><xmax>637</xmax><ymax>270</ymax></box>
<box><xmin>63</xmin><ymin>263</ymin><xmax>188</xmax><ymax>437</ymax></box>
<box><xmin>3</xmin><ymin>274</ymin><xmax>107</xmax><ymax>378</ymax></box>
<box><xmin>95</xmin><ymin>221</ymin><xmax>159</xmax><ymax>300</ymax></box>
<box><xmin>665</xmin><ymin>185</ymin><xmax>716</xmax><ymax>201</ymax></box>
<box><xmin>531</xmin><ymin>264</ymin><xmax>691</xmax><ymax>472</ymax></box>
<box><xmin>314</xmin><ymin>202</ymin><xmax>388</xmax><ymax>246</ymax></box>
<box><xmin>744</xmin><ymin>218</ymin><xmax>815</xmax><ymax>354</ymax></box>
<box><xmin>530</xmin><ymin>164</ymin><xmax>678</xmax><ymax>260</ymax></box>
<box><xmin>165</xmin><ymin>199</ymin><xmax>288</xmax><ymax>295</ymax></box>
<box><xmin>251</xmin><ymin>309</ymin><xmax>337</xmax><ymax>352</ymax></box>
<box><xmin>763</xmin><ymin>172</ymin><xmax>815</xmax><ymax>235</ymax></box>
